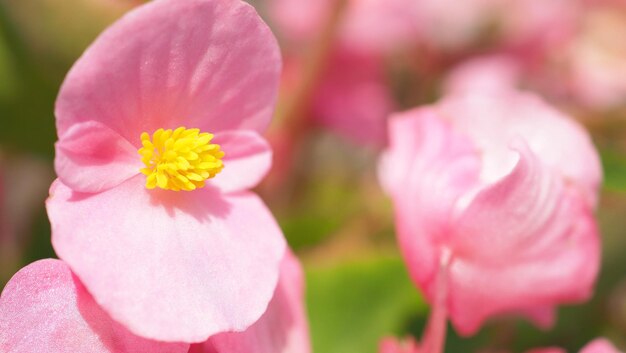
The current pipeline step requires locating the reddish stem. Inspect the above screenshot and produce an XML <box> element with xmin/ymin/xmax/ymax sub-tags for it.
<box><xmin>420</xmin><ymin>250</ymin><xmax>451</xmax><ymax>353</ymax></box>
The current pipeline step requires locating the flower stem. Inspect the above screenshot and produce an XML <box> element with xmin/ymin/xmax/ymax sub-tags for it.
<box><xmin>420</xmin><ymin>250</ymin><xmax>451</xmax><ymax>353</ymax></box>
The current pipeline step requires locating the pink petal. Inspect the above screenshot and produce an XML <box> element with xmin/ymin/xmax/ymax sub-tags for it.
<box><xmin>55</xmin><ymin>121</ymin><xmax>141</xmax><ymax>194</ymax></box>
<box><xmin>443</xmin><ymin>123</ymin><xmax>598</xmax><ymax>335</ymax></box>
<box><xmin>207</xmin><ymin>130</ymin><xmax>272</xmax><ymax>194</ymax></box>
<box><xmin>46</xmin><ymin>177</ymin><xmax>286</xmax><ymax>342</ymax></box>
<box><xmin>451</xmin><ymin>140</ymin><xmax>566</xmax><ymax>261</ymax></box>
<box><xmin>56</xmin><ymin>0</ymin><xmax>281</xmax><ymax>146</ymax></box>
<box><xmin>580</xmin><ymin>339</ymin><xmax>623</xmax><ymax>353</ymax></box>
<box><xmin>379</xmin><ymin>109</ymin><xmax>480</xmax><ymax>298</ymax></box>
<box><xmin>0</xmin><ymin>259</ymin><xmax>188</xmax><ymax>353</ymax></box>
<box><xmin>443</xmin><ymin>55</ymin><xmax>522</xmax><ymax>95</ymax></box>
<box><xmin>190</xmin><ymin>250</ymin><xmax>311</xmax><ymax>353</ymax></box>
<box><xmin>440</xmin><ymin>92</ymin><xmax>602</xmax><ymax>207</ymax></box>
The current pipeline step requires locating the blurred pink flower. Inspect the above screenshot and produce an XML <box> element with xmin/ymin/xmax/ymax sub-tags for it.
<box><xmin>527</xmin><ymin>338</ymin><xmax>622</xmax><ymax>353</ymax></box>
<box><xmin>417</xmin><ymin>0</ymin><xmax>581</xmax><ymax>54</ymax></box>
<box><xmin>267</xmin><ymin>0</ymin><xmax>420</xmax><ymax>55</ymax></box>
<box><xmin>379</xmin><ymin>91</ymin><xmax>602</xmax><ymax>336</ymax></box>
<box><xmin>0</xmin><ymin>259</ymin><xmax>188</xmax><ymax>353</ymax></box>
<box><xmin>311</xmin><ymin>51</ymin><xmax>394</xmax><ymax>147</ymax></box>
<box><xmin>268</xmin><ymin>0</ymin><xmax>580</xmax><ymax>55</ymax></box>
<box><xmin>46</xmin><ymin>0</ymin><xmax>286</xmax><ymax>343</ymax></box>
<box><xmin>266</xmin><ymin>0</ymin><xmax>399</xmax><ymax>148</ymax></box>
<box><xmin>379</xmin><ymin>337</ymin><xmax>420</xmax><ymax>353</ymax></box>
<box><xmin>565</xmin><ymin>2</ymin><xmax>626</xmax><ymax>110</ymax></box>
<box><xmin>189</xmin><ymin>250</ymin><xmax>311</xmax><ymax>353</ymax></box>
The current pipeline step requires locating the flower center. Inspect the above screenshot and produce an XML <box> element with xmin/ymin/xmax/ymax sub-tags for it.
<box><xmin>138</xmin><ymin>127</ymin><xmax>224</xmax><ymax>191</ymax></box>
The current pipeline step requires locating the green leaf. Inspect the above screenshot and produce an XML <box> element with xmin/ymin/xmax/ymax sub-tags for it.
<box><xmin>306</xmin><ymin>256</ymin><xmax>426</xmax><ymax>353</ymax></box>
<box><xmin>601</xmin><ymin>149</ymin><xmax>626</xmax><ymax>193</ymax></box>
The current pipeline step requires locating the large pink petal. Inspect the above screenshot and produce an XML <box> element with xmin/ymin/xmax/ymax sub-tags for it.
<box><xmin>447</xmin><ymin>142</ymin><xmax>600</xmax><ymax>335</ymax></box>
<box><xmin>46</xmin><ymin>177</ymin><xmax>286</xmax><ymax>342</ymax></box>
<box><xmin>0</xmin><ymin>259</ymin><xmax>188</xmax><ymax>353</ymax></box>
<box><xmin>55</xmin><ymin>121</ymin><xmax>141</xmax><ymax>193</ymax></box>
<box><xmin>190</xmin><ymin>250</ymin><xmax>311</xmax><ymax>353</ymax></box>
<box><xmin>439</xmin><ymin>92</ymin><xmax>602</xmax><ymax>207</ymax></box>
<box><xmin>379</xmin><ymin>110</ymin><xmax>480</xmax><ymax>300</ymax></box>
<box><xmin>207</xmin><ymin>130</ymin><xmax>272</xmax><ymax>194</ymax></box>
<box><xmin>56</xmin><ymin>0</ymin><xmax>281</xmax><ymax>146</ymax></box>
<box><xmin>451</xmin><ymin>141</ymin><xmax>564</xmax><ymax>261</ymax></box>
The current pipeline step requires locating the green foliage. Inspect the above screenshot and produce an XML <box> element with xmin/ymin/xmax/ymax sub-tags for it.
<box><xmin>306</xmin><ymin>256</ymin><xmax>426</xmax><ymax>353</ymax></box>
<box><xmin>601</xmin><ymin>149</ymin><xmax>626</xmax><ymax>193</ymax></box>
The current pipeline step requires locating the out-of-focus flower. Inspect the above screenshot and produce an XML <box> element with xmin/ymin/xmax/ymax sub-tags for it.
<box><xmin>418</xmin><ymin>0</ymin><xmax>581</xmax><ymax>54</ymax></box>
<box><xmin>46</xmin><ymin>0</ymin><xmax>285</xmax><ymax>343</ymax></box>
<box><xmin>379</xmin><ymin>337</ymin><xmax>420</xmax><ymax>353</ymax></box>
<box><xmin>265</xmin><ymin>0</ymin><xmax>399</xmax><ymax>148</ymax></box>
<box><xmin>311</xmin><ymin>51</ymin><xmax>394</xmax><ymax>147</ymax></box>
<box><xmin>565</xmin><ymin>2</ymin><xmax>626</xmax><ymax>110</ymax></box>
<box><xmin>267</xmin><ymin>0</ymin><xmax>420</xmax><ymax>55</ymax></box>
<box><xmin>442</xmin><ymin>1</ymin><xmax>626</xmax><ymax>113</ymax></box>
<box><xmin>0</xmin><ymin>259</ymin><xmax>189</xmax><ymax>353</ymax></box>
<box><xmin>379</xmin><ymin>91</ymin><xmax>602</xmax><ymax>336</ymax></box>
<box><xmin>527</xmin><ymin>338</ymin><xmax>623</xmax><ymax>353</ymax></box>
<box><xmin>189</xmin><ymin>250</ymin><xmax>311</xmax><ymax>353</ymax></box>
<box><xmin>269</xmin><ymin>0</ymin><xmax>580</xmax><ymax>54</ymax></box>
<box><xmin>278</xmin><ymin>49</ymin><xmax>394</xmax><ymax>149</ymax></box>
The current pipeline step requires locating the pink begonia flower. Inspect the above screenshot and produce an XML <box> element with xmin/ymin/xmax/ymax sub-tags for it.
<box><xmin>46</xmin><ymin>0</ymin><xmax>286</xmax><ymax>343</ymax></box>
<box><xmin>379</xmin><ymin>91</ymin><xmax>602</xmax><ymax>336</ymax></box>
<box><xmin>188</xmin><ymin>250</ymin><xmax>311</xmax><ymax>353</ymax></box>
<box><xmin>379</xmin><ymin>337</ymin><xmax>420</xmax><ymax>353</ymax></box>
<box><xmin>0</xmin><ymin>259</ymin><xmax>188</xmax><ymax>353</ymax></box>
<box><xmin>526</xmin><ymin>338</ymin><xmax>623</xmax><ymax>353</ymax></box>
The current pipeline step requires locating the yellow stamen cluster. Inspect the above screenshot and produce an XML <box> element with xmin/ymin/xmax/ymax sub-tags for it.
<box><xmin>138</xmin><ymin>127</ymin><xmax>224</xmax><ymax>191</ymax></box>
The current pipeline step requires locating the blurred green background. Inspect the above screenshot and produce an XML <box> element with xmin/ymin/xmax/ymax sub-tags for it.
<box><xmin>0</xmin><ymin>1</ymin><xmax>625</xmax><ymax>352</ymax></box>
